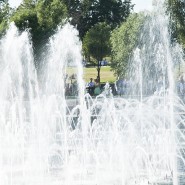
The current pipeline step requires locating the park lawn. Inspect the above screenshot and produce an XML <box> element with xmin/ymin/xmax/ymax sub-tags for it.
<box><xmin>67</xmin><ymin>66</ymin><xmax>117</xmax><ymax>83</ymax></box>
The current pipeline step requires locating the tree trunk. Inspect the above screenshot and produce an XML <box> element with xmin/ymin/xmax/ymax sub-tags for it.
<box><xmin>97</xmin><ymin>67</ymin><xmax>100</xmax><ymax>82</ymax></box>
<box><xmin>97</xmin><ymin>59</ymin><xmax>101</xmax><ymax>82</ymax></box>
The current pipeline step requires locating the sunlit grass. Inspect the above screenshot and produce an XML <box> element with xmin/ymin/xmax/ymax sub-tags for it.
<box><xmin>67</xmin><ymin>66</ymin><xmax>117</xmax><ymax>83</ymax></box>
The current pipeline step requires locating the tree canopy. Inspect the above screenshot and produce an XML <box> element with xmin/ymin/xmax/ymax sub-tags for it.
<box><xmin>166</xmin><ymin>0</ymin><xmax>185</xmax><ymax>48</ymax></box>
<box><xmin>0</xmin><ymin>1</ymin><xmax>12</xmax><ymax>34</ymax></box>
<box><xmin>76</xmin><ymin>0</ymin><xmax>133</xmax><ymax>38</ymax></box>
<box><xmin>110</xmin><ymin>13</ymin><xmax>145</xmax><ymax>77</ymax></box>
<box><xmin>61</xmin><ymin>0</ymin><xmax>133</xmax><ymax>38</ymax></box>
<box><xmin>10</xmin><ymin>0</ymin><xmax>68</xmax><ymax>58</ymax></box>
<box><xmin>0</xmin><ymin>0</ymin><xmax>133</xmax><ymax>40</ymax></box>
<box><xmin>36</xmin><ymin>0</ymin><xmax>67</xmax><ymax>30</ymax></box>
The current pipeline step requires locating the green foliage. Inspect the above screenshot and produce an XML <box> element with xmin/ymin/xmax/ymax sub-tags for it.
<box><xmin>63</xmin><ymin>0</ymin><xmax>81</xmax><ymax>33</ymax></box>
<box><xmin>0</xmin><ymin>2</ymin><xmax>12</xmax><ymax>35</ymax></box>
<box><xmin>0</xmin><ymin>0</ymin><xmax>7</xmax><ymax>4</ymax></box>
<box><xmin>0</xmin><ymin>2</ymin><xmax>9</xmax><ymax>21</ymax></box>
<box><xmin>63</xmin><ymin>0</ymin><xmax>80</xmax><ymax>15</ymax></box>
<box><xmin>11</xmin><ymin>0</ymin><xmax>40</xmax><ymax>47</ymax></box>
<box><xmin>3</xmin><ymin>0</ymin><xmax>133</xmax><ymax>50</ymax></box>
<box><xmin>83</xmin><ymin>22</ymin><xmax>111</xmax><ymax>61</ymax></box>
<box><xmin>166</xmin><ymin>0</ymin><xmax>185</xmax><ymax>48</ymax></box>
<box><xmin>11</xmin><ymin>2</ymin><xmax>37</xmax><ymax>32</ymax></box>
<box><xmin>36</xmin><ymin>0</ymin><xmax>67</xmax><ymax>30</ymax></box>
<box><xmin>12</xmin><ymin>0</ymin><xmax>67</xmax><ymax>33</ymax></box>
<box><xmin>10</xmin><ymin>0</ymin><xmax>68</xmax><ymax>58</ymax></box>
<box><xmin>110</xmin><ymin>13</ymin><xmax>145</xmax><ymax>77</ymax></box>
<box><xmin>65</xmin><ymin>0</ymin><xmax>133</xmax><ymax>38</ymax></box>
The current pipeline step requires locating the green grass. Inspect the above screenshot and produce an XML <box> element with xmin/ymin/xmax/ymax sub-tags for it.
<box><xmin>67</xmin><ymin>66</ymin><xmax>117</xmax><ymax>83</ymax></box>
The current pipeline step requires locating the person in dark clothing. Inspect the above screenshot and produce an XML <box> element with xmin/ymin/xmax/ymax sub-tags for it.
<box><xmin>88</xmin><ymin>78</ymin><xmax>95</xmax><ymax>96</ymax></box>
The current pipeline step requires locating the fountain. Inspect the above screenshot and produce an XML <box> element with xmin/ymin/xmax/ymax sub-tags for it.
<box><xmin>0</xmin><ymin>1</ymin><xmax>185</xmax><ymax>185</ymax></box>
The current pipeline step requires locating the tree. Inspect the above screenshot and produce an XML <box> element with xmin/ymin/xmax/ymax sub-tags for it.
<box><xmin>0</xmin><ymin>0</ymin><xmax>7</xmax><ymax>4</ymax></box>
<box><xmin>83</xmin><ymin>22</ymin><xmax>111</xmax><ymax>81</ymax></box>
<box><xmin>0</xmin><ymin>1</ymin><xmax>12</xmax><ymax>34</ymax></box>
<box><xmin>63</xmin><ymin>0</ymin><xmax>81</xmax><ymax>23</ymax></box>
<box><xmin>10</xmin><ymin>0</ymin><xmax>40</xmax><ymax>58</ymax></box>
<box><xmin>166</xmin><ymin>0</ymin><xmax>185</xmax><ymax>48</ymax></box>
<box><xmin>65</xmin><ymin>0</ymin><xmax>133</xmax><ymax>39</ymax></box>
<box><xmin>36</xmin><ymin>0</ymin><xmax>67</xmax><ymax>30</ymax></box>
<box><xmin>11</xmin><ymin>0</ymin><xmax>68</xmax><ymax>60</ymax></box>
<box><xmin>110</xmin><ymin>13</ymin><xmax>145</xmax><ymax>77</ymax></box>
<box><xmin>11</xmin><ymin>0</ymin><xmax>38</xmax><ymax>34</ymax></box>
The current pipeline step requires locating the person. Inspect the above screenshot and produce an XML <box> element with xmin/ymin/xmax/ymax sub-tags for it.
<box><xmin>115</xmin><ymin>77</ymin><xmax>127</xmax><ymax>96</ymax></box>
<box><xmin>71</xmin><ymin>80</ymin><xmax>78</xmax><ymax>96</ymax></box>
<box><xmin>94</xmin><ymin>79</ymin><xmax>101</xmax><ymax>96</ymax></box>
<box><xmin>115</xmin><ymin>77</ymin><xmax>121</xmax><ymax>96</ymax></box>
<box><xmin>82</xmin><ymin>59</ymin><xmax>86</xmax><ymax>67</ymax></box>
<box><xmin>103</xmin><ymin>58</ymin><xmax>108</xmax><ymax>66</ymax></box>
<box><xmin>177</xmin><ymin>75</ymin><xmax>185</xmax><ymax>100</ymax></box>
<box><xmin>88</xmin><ymin>78</ymin><xmax>95</xmax><ymax>96</ymax></box>
<box><xmin>101</xmin><ymin>60</ymin><xmax>104</xmax><ymax>66</ymax></box>
<box><xmin>121</xmin><ymin>78</ymin><xmax>128</xmax><ymax>95</ymax></box>
<box><xmin>65</xmin><ymin>83</ymin><xmax>71</xmax><ymax>96</ymax></box>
